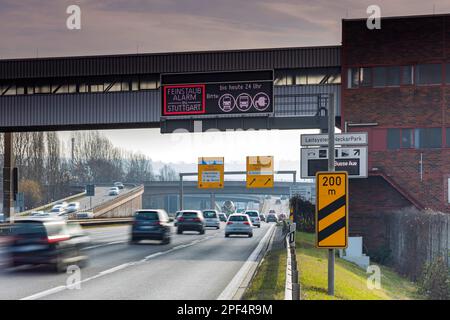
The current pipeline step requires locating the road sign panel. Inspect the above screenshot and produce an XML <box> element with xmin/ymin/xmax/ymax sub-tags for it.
<box><xmin>246</xmin><ymin>156</ymin><xmax>274</xmax><ymax>188</ymax></box>
<box><xmin>86</xmin><ymin>184</ymin><xmax>95</xmax><ymax>197</ymax></box>
<box><xmin>315</xmin><ymin>172</ymin><xmax>348</xmax><ymax>249</ymax></box>
<box><xmin>301</xmin><ymin>146</ymin><xmax>368</xmax><ymax>179</ymax></box>
<box><xmin>301</xmin><ymin>132</ymin><xmax>368</xmax><ymax>146</ymax></box>
<box><xmin>198</xmin><ymin>157</ymin><xmax>224</xmax><ymax>189</ymax></box>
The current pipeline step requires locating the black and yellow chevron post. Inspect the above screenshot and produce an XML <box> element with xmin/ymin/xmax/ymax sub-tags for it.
<box><xmin>315</xmin><ymin>171</ymin><xmax>348</xmax><ymax>249</ymax></box>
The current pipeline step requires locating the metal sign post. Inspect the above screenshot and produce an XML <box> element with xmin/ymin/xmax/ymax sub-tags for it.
<box><xmin>327</xmin><ymin>95</ymin><xmax>335</xmax><ymax>297</ymax></box>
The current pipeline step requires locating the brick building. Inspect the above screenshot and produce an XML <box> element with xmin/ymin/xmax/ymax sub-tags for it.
<box><xmin>341</xmin><ymin>14</ymin><xmax>450</xmax><ymax>251</ymax></box>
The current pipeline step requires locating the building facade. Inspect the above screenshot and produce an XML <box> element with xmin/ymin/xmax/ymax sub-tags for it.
<box><xmin>341</xmin><ymin>14</ymin><xmax>450</xmax><ymax>251</ymax></box>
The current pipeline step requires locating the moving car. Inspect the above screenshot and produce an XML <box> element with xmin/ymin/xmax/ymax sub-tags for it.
<box><xmin>275</xmin><ymin>199</ymin><xmax>281</xmax><ymax>204</ymax></box>
<box><xmin>244</xmin><ymin>210</ymin><xmax>261</xmax><ymax>228</ymax></box>
<box><xmin>259</xmin><ymin>213</ymin><xmax>266</xmax><ymax>222</ymax></box>
<box><xmin>268</xmin><ymin>209</ymin><xmax>276</xmax><ymax>215</ymax></box>
<box><xmin>7</xmin><ymin>217</ymin><xmax>90</xmax><ymax>272</ymax></box>
<box><xmin>108</xmin><ymin>187</ymin><xmax>120</xmax><ymax>196</ymax></box>
<box><xmin>218</xmin><ymin>213</ymin><xmax>227</xmax><ymax>222</ymax></box>
<box><xmin>176</xmin><ymin>210</ymin><xmax>205</xmax><ymax>235</ymax></box>
<box><xmin>225</xmin><ymin>214</ymin><xmax>253</xmax><ymax>238</ymax></box>
<box><xmin>0</xmin><ymin>213</ymin><xmax>4</xmax><ymax>223</ymax></box>
<box><xmin>173</xmin><ymin>211</ymin><xmax>183</xmax><ymax>227</ymax></box>
<box><xmin>202</xmin><ymin>210</ymin><xmax>220</xmax><ymax>229</ymax></box>
<box><xmin>114</xmin><ymin>182</ymin><xmax>125</xmax><ymax>190</ymax></box>
<box><xmin>130</xmin><ymin>209</ymin><xmax>171</xmax><ymax>244</ymax></box>
<box><xmin>49</xmin><ymin>206</ymin><xmax>66</xmax><ymax>216</ymax></box>
<box><xmin>266</xmin><ymin>214</ymin><xmax>278</xmax><ymax>223</ymax></box>
<box><xmin>75</xmin><ymin>211</ymin><xmax>94</xmax><ymax>219</ymax></box>
<box><xmin>278</xmin><ymin>213</ymin><xmax>287</xmax><ymax>220</ymax></box>
<box><xmin>66</xmin><ymin>202</ymin><xmax>80</xmax><ymax>213</ymax></box>
<box><xmin>54</xmin><ymin>201</ymin><xmax>68</xmax><ymax>209</ymax></box>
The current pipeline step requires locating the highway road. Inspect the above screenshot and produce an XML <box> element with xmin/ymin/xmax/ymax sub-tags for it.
<box><xmin>74</xmin><ymin>186</ymin><xmax>134</xmax><ymax>212</ymax></box>
<box><xmin>0</xmin><ymin>221</ymin><xmax>276</xmax><ymax>300</ymax></box>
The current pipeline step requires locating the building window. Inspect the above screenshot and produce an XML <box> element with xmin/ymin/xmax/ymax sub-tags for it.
<box><xmin>401</xmin><ymin>129</ymin><xmax>414</xmax><ymax>148</ymax></box>
<box><xmin>373</xmin><ymin>67</ymin><xmax>387</xmax><ymax>87</ymax></box>
<box><xmin>401</xmin><ymin>66</ymin><xmax>414</xmax><ymax>85</ymax></box>
<box><xmin>360</xmin><ymin>67</ymin><xmax>372</xmax><ymax>87</ymax></box>
<box><xmin>387</xmin><ymin>129</ymin><xmax>400</xmax><ymax>149</ymax></box>
<box><xmin>415</xmin><ymin>64</ymin><xmax>442</xmax><ymax>85</ymax></box>
<box><xmin>348</xmin><ymin>68</ymin><xmax>359</xmax><ymax>88</ymax></box>
<box><xmin>386</xmin><ymin>66</ymin><xmax>401</xmax><ymax>86</ymax></box>
<box><xmin>414</xmin><ymin>128</ymin><xmax>442</xmax><ymax>148</ymax></box>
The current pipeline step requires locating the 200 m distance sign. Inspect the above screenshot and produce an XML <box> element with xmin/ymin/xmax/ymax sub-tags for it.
<box><xmin>161</xmin><ymin>71</ymin><xmax>273</xmax><ymax>117</ymax></box>
<box><xmin>315</xmin><ymin>171</ymin><xmax>348</xmax><ymax>249</ymax></box>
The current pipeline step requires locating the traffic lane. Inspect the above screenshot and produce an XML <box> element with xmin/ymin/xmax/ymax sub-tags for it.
<box><xmin>42</xmin><ymin>223</ymin><xmax>273</xmax><ymax>300</ymax></box>
<box><xmin>0</xmin><ymin>223</ymin><xmax>225</xmax><ymax>300</ymax></box>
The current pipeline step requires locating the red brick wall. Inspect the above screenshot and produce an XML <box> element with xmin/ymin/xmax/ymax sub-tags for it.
<box><xmin>349</xmin><ymin>176</ymin><xmax>413</xmax><ymax>253</ymax></box>
<box><xmin>342</xmin><ymin>15</ymin><xmax>450</xmax><ymax>216</ymax></box>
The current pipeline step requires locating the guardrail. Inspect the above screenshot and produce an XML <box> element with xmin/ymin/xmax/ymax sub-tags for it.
<box><xmin>284</xmin><ymin>222</ymin><xmax>300</xmax><ymax>300</ymax></box>
<box><xmin>18</xmin><ymin>191</ymin><xmax>87</xmax><ymax>216</ymax></box>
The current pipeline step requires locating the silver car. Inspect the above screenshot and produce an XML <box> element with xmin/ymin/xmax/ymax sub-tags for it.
<box><xmin>225</xmin><ymin>214</ymin><xmax>253</xmax><ymax>238</ymax></box>
<box><xmin>202</xmin><ymin>210</ymin><xmax>220</xmax><ymax>229</ymax></box>
<box><xmin>244</xmin><ymin>210</ymin><xmax>261</xmax><ymax>228</ymax></box>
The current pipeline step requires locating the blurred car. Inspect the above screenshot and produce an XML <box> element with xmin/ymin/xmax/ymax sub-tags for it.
<box><xmin>114</xmin><ymin>182</ymin><xmax>125</xmax><ymax>190</ymax></box>
<box><xmin>31</xmin><ymin>211</ymin><xmax>56</xmax><ymax>218</ymax></box>
<box><xmin>75</xmin><ymin>211</ymin><xmax>94</xmax><ymax>219</ymax></box>
<box><xmin>6</xmin><ymin>217</ymin><xmax>90</xmax><ymax>272</ymax></box>
<box><xmin>225</xmin><ymin>214</ymin><xmax>253</xmax><ymax>238</ymax></box>
<box><xmin>244</xmin><ymin>210</ymin><xmax>261</xmax><ymax>228</ymax></box>
<box><xmin>268</xmin><ymin>209</ymin><xmax>276</xmax><ymax>215</ymax></box>
<box><xmin>108</xmin><ymin>187</ymin><xmax>120</xmax><ymax>196</ymax></box>
<box><xmin>281</xmin><ymin>195</ymin><xmax>288</xmax><ymax>200</ymax></box>
<box><xmin>218</xmin><ymin>213</ymin><xmax>227</xmax><ymax>222</ymax></box>
<box><xmin>259</xmin><ymin>214</ymin><xmax>266</xmax><ymax>222</ymax></box>
<box><xmin>54</xmin><ymin>201</ymin><xmax>68</xmax><ymax>209</ymax></box>
<box><xmin>278</xmin><ymin>213</ymin><xmax>287</xmax><ymax>220</ymax></box>
<box><xmin>177</xmin><ymin>210</ymin><xmax>205</xmax><ymax>235</ymax></box>
<box><xmin>173</xmin><ymin>211</ymin><xmax>183</xmax><ymax>227</ymax></box>
<box><xmin>265</xmin><ymin>195</ymin><xmax>271</xmax><ymax>199</ymax></box>
<box><xmin>202</xmin><ymin>210</ymin><xmax>220</xmax><ymax>229</ymax></box>
<box><xmin>275</xmin><ymin>199</ymin><xmax>281</xmax><ymax>204</ymax></box>
<box><xmin>50</xmin><ymin>206</ymin><xmax>66</xmax><ymax>216</ymax></box>
<box><xmin>0</xmin><ymin>213</ymin><xmax>4</xmax><ymax>223</ymax></box>
<box><xmin>266</xmin><ymin>214</ymin><xmax>278</xmax><ymax>223</ymax></box>
<box><xmin>130</xmin><ymin>209</ymin><xmax>171</xmax><ymax>244</ymax></box>
<box><xmin>66</xmin><ymin>202</ymin><xmax>80</xmax><ymax>213</ymax></box>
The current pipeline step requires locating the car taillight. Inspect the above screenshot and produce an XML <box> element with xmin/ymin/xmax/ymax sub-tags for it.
<box><xmin>178</xmin><ymin>217</ymin><xmax>185</xmax><ymax>222</ymax></box>
<box><xmin>193</xmin><ymin>218</ymin><xmax>201</xmax><ymax>222</ymax></box>
<box><xmin>152</xmin><ymin>221</ymin><xmax>161</xmax><ymax>226</ymax></box>
<box><xmin>46</xmin><ymin>235</ymin><xmax>70</xmax><ymax>244</ymax></box>
<box><xmin>244</xmin><ymin>221</ymin><xmax>251</xmax><ymax>225</ymax></box>
<box><xmin>227</xmin><ymin>221</ymin><xmax>233</xmax><ymax>225</ymax></box>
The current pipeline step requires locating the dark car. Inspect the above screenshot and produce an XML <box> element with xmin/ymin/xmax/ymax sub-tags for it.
<box><xmin>266</xmin><ymin>214</ymin><xmax>278</xmax><ymax>223</ymax></box>
<box><xmin>173</xmin><ymin>211</ymin><xmax>183</xmax><ymax>227</ymax></box>
<box><xmin>259</xmin><ymin>214</ymin><xmax>266</xmax><ymax>222</ymax></box>
<box><xmin>218</xmin><ymin>213</ymin><xmax>227</xmax><ymax>222</ymax></box>
<box><xmin>7</xmin><ymin>217</ymin><xmax>90</xmax><ymax>272</ymax></box>
<box><xmin>131</xmin><ymin>209</ymin><xmax>171</xmax><ymax>244</ymax></box>
<box><xmin>177</xmin><ymin>210</ymin><xmax>205</xmax><ymax>235</ymax></box>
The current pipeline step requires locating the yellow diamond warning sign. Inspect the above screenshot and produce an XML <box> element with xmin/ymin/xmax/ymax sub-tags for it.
<box><xmin>315</xmin><ymin>171</ymin><xmax>348</xmax><ymax>248</ymax></box>
<box><xmin>246</xmin><ymin>156</ymin><xmax>274</xmax><ymax>188</ymax></box>
<box><xmin>198</xmin><ymin>157</ymin><xmax>224</xmax><ymax>189</ymax></box>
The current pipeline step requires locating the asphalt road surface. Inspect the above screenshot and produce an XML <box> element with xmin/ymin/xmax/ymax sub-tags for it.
<box><xmin>0</xmin><ymin>221</ymin><xmax>276</xmax><ymax>300</ymax></box>
<box><xmin>76</xmin><ymin>186</ymin><xmax>134</xmax><ymax>212</ymax></box>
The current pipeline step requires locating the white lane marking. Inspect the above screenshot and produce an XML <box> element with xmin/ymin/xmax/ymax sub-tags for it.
<box><xmin>217</xmin><ymin>224</ymin><xmax>275</xmax><ymax>300</ymax></box>
<box><xmin>21</xmin><ymin>286</ymin><xmax>66</xmax><ymax>301</ymax></box>
<box><xmin>19</xmin><ymin>233</ymin><xmax>219</xmax><ymax>300</ymax></box>
<box><xmin>83</xmin><ymin>240</ymin><xmax>126</xmax><ymax>250</ymax></box>
<box><xmin>99</xmin><ymin>263</ymin><xmax>131</xmax><ymax>276</ymax></box>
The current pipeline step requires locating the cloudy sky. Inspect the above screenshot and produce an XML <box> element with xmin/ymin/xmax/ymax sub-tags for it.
<box><xmin>1</xmin><ymin>1</ymin><xmax>450</xmax><ymax>167</ymax></box>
